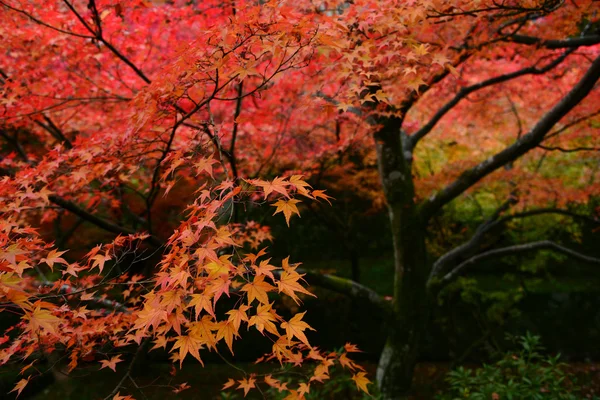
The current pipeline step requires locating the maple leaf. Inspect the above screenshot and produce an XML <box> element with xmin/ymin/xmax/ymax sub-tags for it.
<box><xmin>20</xmin><ymin>361</ymin><xmax>36</xmax><ymax>375</ymax></box>
<box><xmin>0</xmin><ymin>244</ymin><xmax>27</xmax><ymax>266</ymax></box>
<box><xmin>40</xmin><ymin>249</ymin><xmax>68</xmax><ymax>270</ymax></box>
<box><xmin>188</xmin><ymin>293</ymin><xmax>215</xmax><ymax>319</ymax></box>
<box><xmin>151</xmin><ymin>335</ymin><xmax>169</xmax><ymax>351</ymax></box>
<box><xmin>99</xmin><ymin>355</ymin><xmax>123</xmax><ymax>372</ymax></box>
<box><xmin>252</xmin><ymin>258</ymin><xmax>277</xmax><ymax>281</ymax></box>
<box><xmin>253</xmin><ymin>176</ymin><xmax>289</xmax><ymax>199</ymax></box>
<box><xmin>288</xmin><ymin>175</ymin><xmax>312</xmax><ymax>197</ymax></box>
<box><xmin>237</xmin><ymin>377</ymin><xmax>256</xmax><ymax>397</ymax></box>
<box><xmin>10</xmin><ymin>377</ymin><xmax>30</xmax><ymax>398</ymax></box>
<box><xmin>280</xmin><ymin>312</ymin><xmax>314</xmax><ymax>346</ymax></box>
<box><xmin>216</xmin><ymin>321</ymin><xmax>238</xmax><ymax>354</ymax></box>
<box><xmin>173</xmin><ymin>382</ymin><xmax>191</xmax><ymax>394</ymax></box>
<box><xmin>264</xmin><ymin>374</ymin><xmax>281</xmax><ymax>389</ymax></box>
<box><xmin>25</xmin><ymin>306</ymin><xmax>60</xmax><ymax>335</ymax></box>
<box><xmin>248</xmin><ymin>303</ymin><xmax>279</xmax><ymax>336</ymax></box>
<box><xmin>310</xmin><ymin>363</ymin><xmax>330</xmax><ymax>383</ymax></box>
<box><xmin>206</xmin><ymin>277</ymin><xmax>231</xmax><ymax>304</ymax></box>
<box><xmin>222</xmin><ymin>378</ymin><xmax>236</xmax><ymax>390</ymax></box>
<box><xmin>338</xmin><ymin>352</ymin><xmax>356</xmax><ymax>371</ymax></box>
<box><xmin>406</xmin><ymin>76</ymin><xmax>427</xmax><ymax>94</ymax></box>
<box><xmin>112</xmin><ymin>393</ymin><xmax>135</xmax><ymax>400</ymax></box>
<box><xmin>351</xmin><ymin>372</ymin><xmax>371</xmax><ymax>394</ymax></box>
<box><xmin>310</xmin><ymin>190</ymin><xmax>333</xmax><ymax>205</ymax></box>
<box><xmin>241</xmin><ymin>275</ymin><xmax>275</xmax><ymax>305</ymax></box>
<box><xmin>277</xmin><ymin>269</ymin><xmax>315</xmax><ymax>305</ymax></box>
<box><xmin>172</xmin><ymin>335</ymin><xmax>204</xmax><ymax>367</ymax></box>
<box><xmin>226</xmin><ymin>304</ymin><xmax>249</xmax><ymax>331</ymax></box>
<box><xmin>189</xmin><ymin>315</ymin><xmax>218</xmax><ymax>350</ymax></box>
<box><xmin>134</xmin><ymin>303</ymin><xmax>168</xmax><ymax>332</ymax></box>
<box><xmin>193</xmin><ymin>157</ymin><xmax>218</xmax><ymax>178</ymax></box>
<box><xmin>272</xmin><ymin>199</ymin><xmax>301</xmax><ymax>227</ymax></box>
<box><xmin>344</xmin><ymin>343</ymin><xmax>362</xmax><ymax>353</ymax></box>
<box><xmin>298</xmin><ymin>382</ymin><xmax>310</xmax><ymax>397</ymax></box>
<box><xmin>90</xmin><ymin>253</ymin><xmax>111</xmax><ymax>274</ymax></box>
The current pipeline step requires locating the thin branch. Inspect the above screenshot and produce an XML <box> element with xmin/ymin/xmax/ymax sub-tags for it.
<box><xmin>428</xmin><ymin>197</ymin><xmax>517</xmax><ymax>281</ymax></box>
<box><xmin>538</xmin><ymin>144</ymin><xmax>600</xmax><ymax>152</ymax></box>
<box><xmin>103</xmin><ymin>338</ymin><xmax>150</xmax><ymax>400</ymax></box>
<box><xmin>49</xmin><ymin>195</ymin><xmax>163</xmax><ymax>247</ymax></box>
<box><xmin>545</xmin><ymin>110</ymin><xmax>600</xmax><ymax>140</ymax></box>
<box><xmin>228</xmin><ymin>82</ymin><xmax>244</xmax><ymax>181</ymax></box>
<box><xmin>292</xmin><ymin>269</ymin><xmax>392</xmax><ymax>318</ymax></box>
<box><xmin>505</xmin><ymin>33</ymin><xmax>600</xmax><ymax>49</ymax></box>
<box><xmin>438</xmin><ymin>240</ymin><xmax>600</xmax><ymax>286</ymax></box>
<box><xmin>0</xmin><ymin>1</ymin><xmax>95</xmax><ymax>39</ymax></box>
<box><xmin>420</xmin><ymin>53</ymin><xmax>600</xmax><ymax>220</ymax></box>
<box><xmin>33</xmin><ymin>115</ymin><xmax>73</xmax><ymax>149</ymax></box>
<box><xmin>62</xmin><ymin>0</ymin><xmax>151</xmax><ymax>84</ymax></box>
<box><xmin>409</xmin><ymin>49</ymin><xmax>573</xmax><ymax>149</ymax></box>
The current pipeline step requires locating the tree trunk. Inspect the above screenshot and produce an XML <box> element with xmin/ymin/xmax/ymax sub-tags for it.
<box><xmin>374</xmin><ymin>119</ymin><xmax>430</xmax><ymax>399</ymax></box>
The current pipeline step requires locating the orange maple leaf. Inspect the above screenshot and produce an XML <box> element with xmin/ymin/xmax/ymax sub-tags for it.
<box><xmin>253</xmin><ymin>176</ymin><xmax>289</xmax><ymax>199</ymax></box>
<box><xmin>25</xmin><ymin>306</ymin><xmax>60</xmax><ymax>335</ymax></box>
<box><xmin>112</xmin><ymin>392</ymin><xmax>135</xmax><ymax>400</ymax></box>
<box><xmin>189</xmin><ymin>315</ymin><xmax>218</xmax><ymax>350</ymax></box>
<box><xmin>226</xmin><ymin>304</ymin><xmax>249</xmax><ymax>331</ymax></box>
<box><xmin>9</xmin><ymin>377</ymin><xmax>30</xmax><ymax>398</ymax></box>
<box><xmin>188</xmin><ymin>293</ymin><xmax>215</xmax><ymax>319</ymax></box>
<box><xmin>241</xmin><ymin>275</ymin><xmax>275</xmax><ymax>305</ymax></box>
<box><xmin>216</xmin><ymin>321</ymin><xmax>238</xmax><ymax>355</ymax></box>
<box><xmin>237</xmin><ymin>377</ymin><xmax>256</xmax><ymax>397</ymax></box>
<box><xmin>351</xmin><ymin>371</ymin><xmax>371</xmax><ymax>394</ymax></box>
<box><xmin>248</xmin><ymin>303</ymin><xmax>279</xmax><ymax>336</ymax></box>
<box><xmin>172</xmin><ymin>334</ymin><xmax>204</xmax><ymax>367</ymax></box>
<box><xmin>99</xmin><ymin>355</ymin><xmax>123</xmax><ymax>372</ymax></box>
<box><xmin>40</xmin><ymin>249</ymin><xmax>68</xmax><ymax>270</ymax></box>
<box><xmin>222</xmin><ymin>378</ymin><xmax>236</xmax><ymax>390</ymax></box>
<box><xmin>90</xmin><ymin>253</ymin><xmax>111</xmax><ymax>273</ymax></box>
<box><xmin>277</xmin><ymin>269</ymin><xmax>315</xmax><ymax>305</ymax></box>
<box><xmin>280</xmin><ymin>312</ymin><xmax>314</xmax><ymax>346</ymax></box>
<box><xmin>272</xmin><ymin>199</ymin><xmax>301</xmax><ymax>227</ymax></box>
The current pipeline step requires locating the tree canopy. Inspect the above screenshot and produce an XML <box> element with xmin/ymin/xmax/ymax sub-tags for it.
<box><xmin>1</xmin><ymin>0</ymin><xmax>599</xmax><ymax>398</ymax></box>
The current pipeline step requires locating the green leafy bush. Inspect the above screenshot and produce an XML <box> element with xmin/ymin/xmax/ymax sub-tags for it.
<box><xmin>440</xmin><ymin>333</ymin><xmax>582</xmax><ymax>400</ymax></box>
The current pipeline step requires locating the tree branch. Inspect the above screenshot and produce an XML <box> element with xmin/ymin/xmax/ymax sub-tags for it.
<box><xmin>49</xmin><ymin>195</ymin><xmax>163</xmax><ymax>247</ymax></box>
<box><xmin>438</xmin><ymin>240</ymin><xmax>600</xmax><ymax>287</ymax></box>
<box><xmin>294</xmin><ymin>269</ymin><xmax>392</xmax><ymax>317</ymax></box>
<box><xmin>103</xmin><ymin>338</ymin><xmax>150</xmax><ymax>400</ymax></box>
<box><xmin>409</xmin><ymin>49</ymin><xmax>573</xmax><ymax>150</ymax></box>
<box><xmin>420</xmin><ymin>53</ymin><xmax>600</xmax><ymax>220</ymax></box>
<box><xmin>429</xmin><ymin>204</ymin><xmax>599</xmax><ymax>284</ymax></box>
<box><xmin>506</xmin><ymin>33</ymin><xmax>600</xmax><ymax>49</ymax></box>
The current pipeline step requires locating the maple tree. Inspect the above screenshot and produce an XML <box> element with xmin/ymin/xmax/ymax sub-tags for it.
<box><xmin>1</xmin><ymin>0</ymin><xmax>600</xmax><ymax>399</ymax></box>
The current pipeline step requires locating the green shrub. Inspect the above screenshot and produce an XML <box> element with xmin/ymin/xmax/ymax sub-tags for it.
<box><xmin>440</xmin><ymin>333</ymin><xmax>583</xmax><ymax>400</ymax></box>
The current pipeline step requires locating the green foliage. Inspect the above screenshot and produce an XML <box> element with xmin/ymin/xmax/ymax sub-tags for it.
<box><xmin>439</xmin><ymin>333</ymin><xmax>584</xmax><ymax>400</ymax></box>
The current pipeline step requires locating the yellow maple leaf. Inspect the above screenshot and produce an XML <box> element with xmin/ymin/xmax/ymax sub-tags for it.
<box><xmin>351</xmin><ymin>371</ymin><xmax>371</xmax><ymax>394</ymax></box>
<box><xmin>272</xmin><ymin>199</ymin><xmax>301</xmax><ymax>227</ymax></box>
